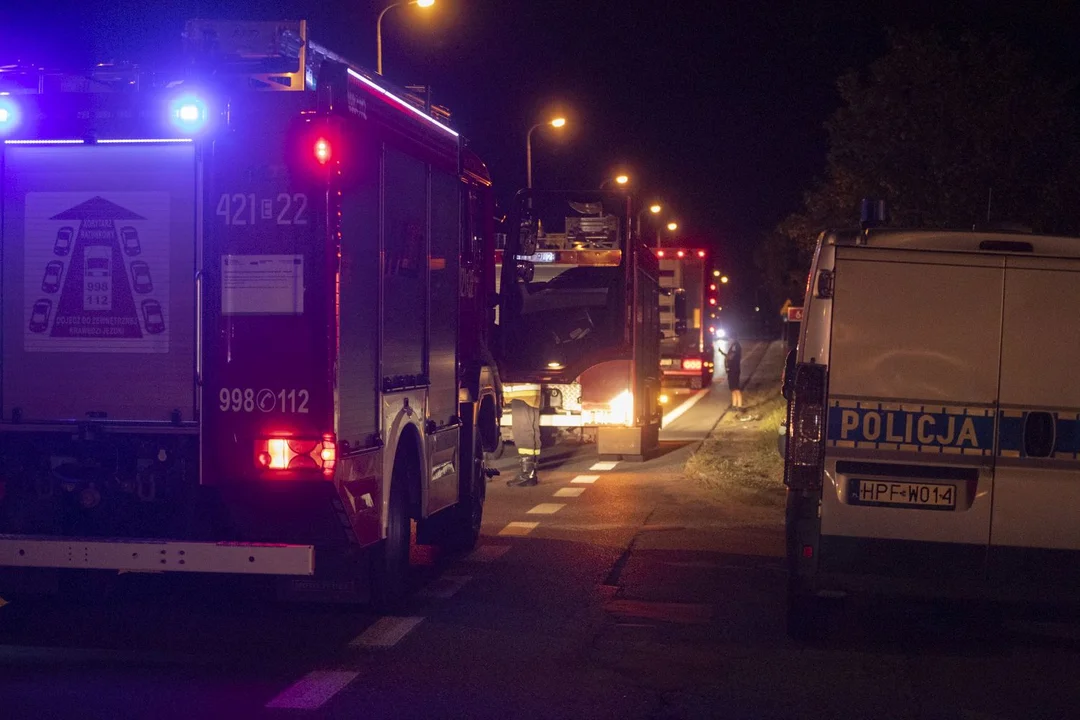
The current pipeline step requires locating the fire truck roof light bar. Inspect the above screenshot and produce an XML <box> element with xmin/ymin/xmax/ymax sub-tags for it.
<box><xmin>97</xmin><ymin>138</ymin><xmax>194</xmax><ymax>144</ymax></box>
<box><xmin>5</xmin><ymin>139</ymin><xmax>85</xmax><ymax>145</ymax></box>
<box><xmin>346</xmin><ymin>68</ymin><xmax>459</xmax><ymax>138</ymax></box>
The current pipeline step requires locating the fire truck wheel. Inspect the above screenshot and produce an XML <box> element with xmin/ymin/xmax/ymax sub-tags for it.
<box><xmin>371</xmin><ymin>461</ymin><xmax>413</xmax><ymax>610</ymax></box>
<box><xmin>444</xmin><ymin>430</ymin><xmax>485</xmax><ymax>553</ymax></box>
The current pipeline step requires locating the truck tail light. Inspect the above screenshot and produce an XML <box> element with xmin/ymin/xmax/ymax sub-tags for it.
<box><xmin>682</xmin><ymin>358</ymin><xmax>703</xmax><ymax>371</ymax></box>
<box><xmin>314</xmin><ymin>137</ymin><xmax>333</xmax><ymax>164</ymax></box>
<box><xmin>255</xmin><ymin>433</ymin><xmax>337</xmax><ymax>478</ymax></box>
<box><xmin>784</xmin><ymin>363</ymin><xmax>827</xmax><ymax>491</ymax></box>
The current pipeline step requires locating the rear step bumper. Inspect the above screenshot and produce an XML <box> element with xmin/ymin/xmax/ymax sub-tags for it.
<box><xmin>0</xmin><ymin>535</ymin><xmax>315</xmax><ymax>576</ymax></box>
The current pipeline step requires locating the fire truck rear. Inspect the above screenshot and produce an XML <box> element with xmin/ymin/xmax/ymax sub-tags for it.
<box><xmin>495</xmin><ymin>191</ymin><xmax>662</xmax><ymax>460</ymax></box>
<box><xmin>0</xmin><ymin>20</ymin><xmax>500</xmax><ymax>603</ymax></box>
<box><xmin>656</xmin><ymin>248</ymin><xmax>714</xmax><ymax>393</ymax></box>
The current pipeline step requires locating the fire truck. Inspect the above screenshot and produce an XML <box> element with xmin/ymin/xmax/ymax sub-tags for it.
<box><xmin>495</xmin><ymin>191</ymin><xmax>662</xmax><ymax>459</ymax></box>
<box><xmin>0</xmin><ymin>20</ymin><xmax>501</xmax><ymax>604</ymax></box>
<box><xmin>656</xmin><ymin>248</ymin><xmax>714</xmax><ymax>392</ymax></box>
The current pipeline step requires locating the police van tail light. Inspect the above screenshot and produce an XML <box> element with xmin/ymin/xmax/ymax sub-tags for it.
<box><xmin>682</xmin><ymin>358</ymin><xmax>703</xmax><ymax>371</ymax></box>
<box><xmin>255</xmin><ymin>433</ymin><xmax>337</xmax><ymax>479</ymax></box>
<box><xmin>784</xmin><ymin>363</ymin><xmax>827</xmax><ymax>491</ymax></box>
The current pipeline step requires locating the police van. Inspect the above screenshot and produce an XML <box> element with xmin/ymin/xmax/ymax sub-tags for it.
<box><xmin>783</xmin><ymin>225</ymin><xmax>1080</xmax><ymax>639</ymax></box>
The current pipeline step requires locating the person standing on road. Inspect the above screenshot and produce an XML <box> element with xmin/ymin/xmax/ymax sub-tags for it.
<box><xmin>717</xmin><ymin>331</ymin><xmax>743</xmax><ymax>411</ymax></box>
<box><xmin>508</xmin><ymin>398</ymin><xmax>541</xmax><ymax>486</ymax></box>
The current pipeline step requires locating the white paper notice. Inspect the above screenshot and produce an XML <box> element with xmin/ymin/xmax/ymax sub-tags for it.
<box><xmin>222</xmin><ymin>254</ymin><xmax>304</xmax><ymax>315</ymax></box>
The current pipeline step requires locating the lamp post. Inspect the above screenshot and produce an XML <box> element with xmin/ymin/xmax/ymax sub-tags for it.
<box><xmin>525</xmin><ymin>117</ymin><xmax>567</xmax><ymax>189</ymax></box>
<box><xmin>376</xmin><ymin>0</ymin><xmax>435</xmax><ymax>76</ymax></box>
<box><xmin>658</xmin><ymin>220</ymin><xmax>677</xmax><ymax>247</ymax></box>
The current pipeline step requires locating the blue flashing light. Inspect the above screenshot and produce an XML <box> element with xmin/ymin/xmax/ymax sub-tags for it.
<box><xmin>0</xmin><ymin>97</ymin><xmax>19</xmax><ymax>134</ymax></box>
<box><xmin>169</xmin><ymin>95</ymin><xmax>208</xmax><ymax>133</ymax></box>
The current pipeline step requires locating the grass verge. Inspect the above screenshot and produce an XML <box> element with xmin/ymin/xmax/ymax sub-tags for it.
<box><xmin>684</xmin><ymin>392</ymin><xmax>786</xmax><ymax>506</ymax></box>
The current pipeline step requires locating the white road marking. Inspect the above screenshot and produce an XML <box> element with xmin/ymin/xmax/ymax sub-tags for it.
<box><xmin>590</xmin><ymin>461</ymin><xmax>619</xmax><ymax>471</ymax></box>
<box><xmin>418</xmin><ymin>575</ymin><xmax>472</xmax><ymax>599</ymax></box>
<box><xmin>466</xmin><ymin>544</ymin><xmax>511</xmax><ymax>562</ymax></box>
<box><xmin>554</xmin><ymin>487</ymin><xmax>585</xmax><ymax>497</ymax></box>
<box><xmin>571</xmin><ymin>475</ymin><xmax>600</xmax><ymax>484</ymax></box>
<box><xmin>264</xmin><ymin>670</ymin><xmax>359</xmax><ymax>710</ymax></box>
<box><xmin>527</xmin><ymin>503</ymin><xmax>565</xmax><ymax>515</ymax></box>
<box><xmin>498</xmin><ymin>521</ymin><xmax>539</xmax><ymax>537</ymax></box>
<box><xmin>349</xmin><ymin>616</ymin><xmax>425</xmax><ymax>649</ymax></box>
<box><xmin>662</xmin><ymin>387</ymin><xmax>710</xmax><ymax>425</ymax></box>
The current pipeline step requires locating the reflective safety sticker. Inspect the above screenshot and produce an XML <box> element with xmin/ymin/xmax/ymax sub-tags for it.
<box><xmin>827</xmin><ymin>400</ymin><xmax>994</xmax><ymax>455</ymax></box>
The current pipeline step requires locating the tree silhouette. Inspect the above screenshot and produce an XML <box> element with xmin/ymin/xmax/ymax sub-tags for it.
<box><xmin>765</xmin><ymin>31</ymin><xmax>1080</xmax><ymax>302</ymax></box>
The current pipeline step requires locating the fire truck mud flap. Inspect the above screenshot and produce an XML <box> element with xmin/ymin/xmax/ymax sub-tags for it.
<box><xmin>0</xmin><ymin>535</ymin><xmax>315</xmax><ymax>576</ymax></box>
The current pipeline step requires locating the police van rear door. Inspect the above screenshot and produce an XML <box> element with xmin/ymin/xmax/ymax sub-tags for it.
<box><xmin>989</xmin><ymin>255</ymin><xmax>1080</xmax><ymax>590</ymax></box>
<box><xmin>821</xmin><ymin>247</ymin><xmax>1003</xmax><ymax>582</ymax></box>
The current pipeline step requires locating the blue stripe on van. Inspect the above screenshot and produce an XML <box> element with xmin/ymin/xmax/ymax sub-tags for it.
<box><xmin>827</xmin><ymin>402</ymin><xmax>994</xmax><ymax>455</ymax></box>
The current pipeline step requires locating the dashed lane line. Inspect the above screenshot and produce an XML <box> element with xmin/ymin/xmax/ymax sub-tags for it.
<box><xmin>590</xmin><ymin>461</ymin><xmax>619</xmax><ymax>471</ymax></box>
<box><xmin>498</xmin><ymin>521</ymin><xmax>539</xmax><ymax>537</ymax></box>
<box><xmin>349</xmin><ymin>616</ymin><xmax>425</xmax><ymax>649</ymax></box>
<box><xmin>527</xmin><ymin>503</ymin><xmax>565</xmax><ymax>515</ymax></box>
<box><xmin>571</xmin><ymin>475</ymin><xmax>600</xmax><ymax>484</ymax></box>
<box><xmin>265</xmin><ymin>670</ymin><xmax>360</xmax><ymax>710</ymax></box>
<box><xmin>553</xmin><ymin>487</ymin><xmax>586</xmax><ymax>498</ymax></box>
<box><xmin>466</xmin><ymin>544</ymin><xmax>511</xmax><ymax>562</ymax></box>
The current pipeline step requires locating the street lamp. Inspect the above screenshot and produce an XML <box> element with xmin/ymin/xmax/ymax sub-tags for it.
<box><xmin>720</xmin><ymin>275</ymin><xmax>729</xmax><ymax>284</ymax></box>
<box><xmin>376</xmin><ymin>0</ymin><xmax>435</xmax><ymax>76</ymax></box>
<box><xmin>649</xmin><ymin>204</ymin><xmax>662</xmax><ymax>214</ymax></box>
<box><xmin>600</xmin><ymin>174</ymin><xmax>630</xmax><ymax>190</ymax></box>
<box><xmin>526</xmin><ymin>116</ymin><xmax>567</xmax><ymax>189</ymax></box>
<box><xmin>657</xmin><ymin>220</ymin><xmax>678</xmax><ymax>248</ymax></box>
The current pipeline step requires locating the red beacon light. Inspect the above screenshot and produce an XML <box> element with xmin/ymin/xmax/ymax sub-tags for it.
<box><xmin>708</xmin><ymin>297</ymin><xmax>717</xmax><ymax>306</ymax></box>
<box><xmin>314</xmin><ymin>137</ymin><xmax>333</xmax><ymax>165</ymax></box>
<box><xmin>656</xmin><ymin>249</ymin><xmax>665</xmax><ymax>257</ymax></box>
<box><xmin>676</xmin><ymin>250</ymin><xmax>685</xmax><ymax>258</ymax></box>
<box><xmin>697</xmin><ymin>250</ymin><xmax>706</xmax><ymax>258</ymax></box>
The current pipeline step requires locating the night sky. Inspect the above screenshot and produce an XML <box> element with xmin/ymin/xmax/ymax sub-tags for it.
<box><xmin>5</xmin><ymin>1</ymin><xmax>1080</xmax><ymax>305</ymax></box>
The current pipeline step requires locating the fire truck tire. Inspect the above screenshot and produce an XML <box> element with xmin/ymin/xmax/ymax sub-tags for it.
<box><xmin>443</xmin><ymin>429</ymin><xmax>485</xmax><ymax>553</ymax></box>
<box><xmin>370</xmin><ymin>458</ymin><xmax>414</xmax><ymax>610</ymax></box>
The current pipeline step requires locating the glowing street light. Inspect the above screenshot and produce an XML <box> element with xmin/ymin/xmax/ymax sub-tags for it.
<box><xmin>720</xmin><ymin>275</ymin><xmax>729</xmax><ymax>284</ymax></box>
<box><xmin>377</xmin><ymin>0</ymin><xmax>436</xmax><ymax>76</ymax></box>
<box><xmin>526</xmin><ymin>116</ymin><xmax>568</xmax><ymax>188</ymax></box>
<box><xmin>667</xmin><ymin>222</ymin><xmax>678</xmax><ymax>232</ymax></box>
<box><xmin>649</xmin><ymin>204</ymin><xmax>662</xmax><ymax>214</ymax></box>
<box><xmin>615</xmin><ymin>174</ymin><xmax>629</xmax><ymax>185</ymax></box>
<box><xmin>713</xmin><ymin>270</ymin><xmax>721</xmax><ymax>277</ymax></box>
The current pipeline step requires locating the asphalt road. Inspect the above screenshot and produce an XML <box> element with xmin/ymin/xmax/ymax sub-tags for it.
<box><xmin>3</xmin><ymin>341</ymin><xmax>1080</xmax><ymax>719</ymax></box>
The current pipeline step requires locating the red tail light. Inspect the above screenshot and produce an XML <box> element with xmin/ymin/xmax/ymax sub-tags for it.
<box><xmin>256</xmin><ymin>433</ymin><xmax>337</xmax><ymax>478</ymax></box>
<box><xmin>314</xmin><ymin>137</ymin><xmax>332</xmax><ymax>164</ymax></box>
<box><xmin>682</xmin><ymin>358</ymin><xmax>703</xmax><ymax>371</ymax></box>
<box><xmin>784</xmin><ymin>363</ymin><xmax>827</xmax><ymax>490</ymax></box>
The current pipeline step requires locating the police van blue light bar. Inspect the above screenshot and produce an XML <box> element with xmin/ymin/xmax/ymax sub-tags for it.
<box><xmin>346</xmin><ymin>69</ymin><xmax>458</xmax><ymax>138</ymax></box>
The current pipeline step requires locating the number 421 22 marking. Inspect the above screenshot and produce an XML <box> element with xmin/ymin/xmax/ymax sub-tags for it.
<box><xmin>216</xmin><ymin>193</ymin><xmax>308</xmax><ymax>226</ymax></box>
